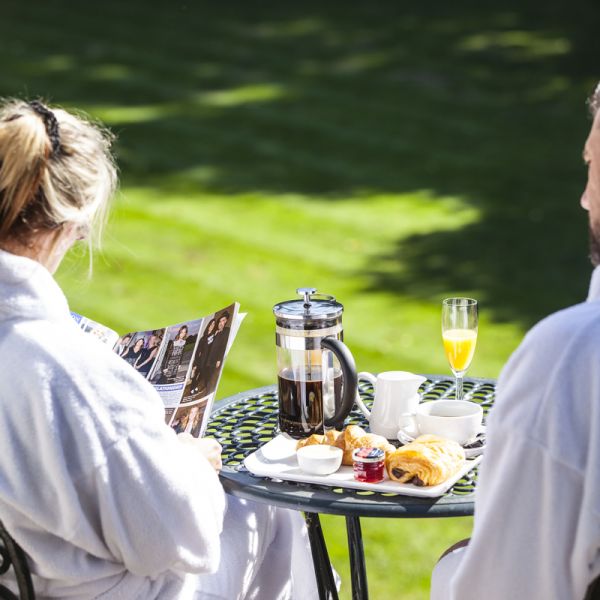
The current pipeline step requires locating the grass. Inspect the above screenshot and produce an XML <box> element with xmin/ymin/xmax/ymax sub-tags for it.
<box><xmin>1</xmin><ymin>1</ymin><xmax>598</xmax><ymax>597</ymax></box>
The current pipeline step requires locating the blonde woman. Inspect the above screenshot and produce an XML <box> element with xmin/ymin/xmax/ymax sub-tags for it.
<box><xmin>0</xmin><ymin>99</ymin><xmax>317</xmax><ymax>599</ymax></box>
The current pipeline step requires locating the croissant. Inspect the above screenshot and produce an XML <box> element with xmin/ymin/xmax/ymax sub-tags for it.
<box><xmin>296</xmin><ymin>429</ymin><xmax>356</xmax><ymax>461</ymax></box>
<box><xmin>295</xmin><ymin>426</ymin><xmax>395</xmax><ymax>466</ymax></box>
<box><xmin>296</xmin><ymin>434</ymin><xmax>325</xmax><ymax>450</ymax></box>
<box><xmin>341</xmin><ymin>425</ymin><xmax>395</xmax><ymax>465</ymax></box>
<box><xmin>343</xmin><ymin>425</ymin><xmax>365</xmax><ymax>447</ymax></box>
<box><xmin>385</xmin><ymin>434</ymin><xmax>465</xmax><ymax>486</ymax></box>
<box><xmin>324</xmin><ymin>429</ymin><xmax>344</xmax><ymax>448</ymax></box>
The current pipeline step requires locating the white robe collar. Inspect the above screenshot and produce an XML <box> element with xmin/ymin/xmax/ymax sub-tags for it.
<box><xmin>587</xmin><ymin>266</ymin><xmax>600</xmax><ymax>303</ymax></box>
<box><xmin>0</xmin><ymin>248</ymin><xmax>70</xmax><ymax>322</ymax></box>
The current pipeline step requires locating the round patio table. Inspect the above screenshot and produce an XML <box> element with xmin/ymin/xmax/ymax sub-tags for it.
<box><xmin>207</xmin><ymin>375</ymin><xmax>496</xmax><ymax>600</ymax></box>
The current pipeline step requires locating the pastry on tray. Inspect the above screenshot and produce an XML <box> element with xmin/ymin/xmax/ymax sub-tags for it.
<box><xmin>296</xmin><ymin>425</ymin><xmax>395</xmax><ymax>466</ymax></box>
<box><xmin>385</xmin><ymin>434</ymin><xmax>465</xmax><ymax>487</ymax></box>
<box><xmin>324</xmin><ymin>429</ymin><xmax>344</xmax><ymax>448</ymax></box>
<box><xmin>341</xmin><ymin>425</ymin><xmax>395</xmax><ymax>465</ymax></box>
<box><xmin>296</xmin><ymin>434</ymin><xmax>325</xmax><ymax>449</ymax></box>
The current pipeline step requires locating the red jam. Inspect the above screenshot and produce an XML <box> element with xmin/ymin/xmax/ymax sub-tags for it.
<box><xmin>352</xmin><ymin>447</ymin><xmax>385</xmax><ymax>483</ymax></box>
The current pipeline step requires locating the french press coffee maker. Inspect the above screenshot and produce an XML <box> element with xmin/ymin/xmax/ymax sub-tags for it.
<box><xmin>273</xmin><ymin>288</ymin><xmax>358</xmax><ymax>439</ymax></box>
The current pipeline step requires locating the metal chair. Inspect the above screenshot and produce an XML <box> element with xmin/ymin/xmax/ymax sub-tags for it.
<box><xmin>0</xmin><ymin>510</ymin><xmax>599</xmax><ymax>600</ymax></box>
<box><xmin>585</xmin><ymin>575</ymin><xmax>600</xmax><ymax>600</ymax></box>
<box><xmin>0</xmin><ymin>520</ymin><xmax>34</xmax><ymax>600</ymax></box>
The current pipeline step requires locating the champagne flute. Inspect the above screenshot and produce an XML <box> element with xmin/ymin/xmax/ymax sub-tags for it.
<box><xmin>442</xmin><ymin>298</ymin><xmax>478</xmax><ymax>401</ymax></box>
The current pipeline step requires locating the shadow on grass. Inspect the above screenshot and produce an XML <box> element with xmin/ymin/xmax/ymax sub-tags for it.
<box><xmin>1</xmin><ymin>0</ymin><xmax>599</xmax><ymax>327</ymax></box>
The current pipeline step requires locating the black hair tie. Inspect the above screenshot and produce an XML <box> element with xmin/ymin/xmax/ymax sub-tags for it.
<box><xmin>28</xmin><ymin>100</ymin><xmax>61</xmax><ymax>157</ymax></box>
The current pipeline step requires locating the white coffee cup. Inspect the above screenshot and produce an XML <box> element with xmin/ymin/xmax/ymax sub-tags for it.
<box><xmin>399</xmin><ymin>399</ymin><xmax>483</xmax><ymax>445</ymax></box>
<box><xmin>356</xmin><ymin>371</ymin><xmax>426</xmax><ymax>439</ymax></box>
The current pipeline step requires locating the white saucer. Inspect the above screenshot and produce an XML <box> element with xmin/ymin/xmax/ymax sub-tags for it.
<box><xmin>397</xmin><ymin>426</ymin><xmax>486</xmax><ymax>459</ymax></box>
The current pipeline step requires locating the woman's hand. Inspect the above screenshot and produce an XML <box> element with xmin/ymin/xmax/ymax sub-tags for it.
<box><xmin>196</xmin><ymin>438</ymin><xmax>222</xmax><ymax>472</ymax></box>
<box><xmin>178</xmin><ymin>433</ymin><xmax>222</xmax><ymax>472</ymax></box>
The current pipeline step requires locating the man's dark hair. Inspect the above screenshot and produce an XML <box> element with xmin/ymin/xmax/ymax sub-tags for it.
<box><xmin>588</xmin><ymin>82</ymin><xmax>600</xmax><ymax>116</ymax></box>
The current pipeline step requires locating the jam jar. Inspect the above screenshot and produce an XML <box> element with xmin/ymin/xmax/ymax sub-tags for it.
<box><xmin>352</xmin><ymin>447</ymin><xmax>385</xmax><ymax>483</ymax></box>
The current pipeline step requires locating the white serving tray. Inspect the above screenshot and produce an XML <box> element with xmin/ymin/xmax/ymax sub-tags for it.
<box><xmin>244</xmin><ymin>434</ymin><xmax>483</xmax><ymax>498</ymax></box>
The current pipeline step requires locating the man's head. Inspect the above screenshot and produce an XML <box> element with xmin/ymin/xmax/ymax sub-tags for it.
<box><xmin>217</xmin><ymin>311</ymin><xmax>230</xmax><ymax>331</ymax></box>
<box><xmin>583</xmin><ymin>83</ymin><xmax>600</xmax><ymax>266</ymax></box>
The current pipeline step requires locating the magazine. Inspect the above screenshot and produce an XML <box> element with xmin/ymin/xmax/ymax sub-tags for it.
<box><xmin>71</xmin><ymin>303</ymin><xmax>243</xmax><ymax>438</ymax></box>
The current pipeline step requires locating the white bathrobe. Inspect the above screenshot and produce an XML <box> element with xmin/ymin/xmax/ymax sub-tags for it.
<box><xmin>0</xmin><ymin>249</ymin><xmax>317</xmax><ymax>599</ymax></box>
<box><xmin>431</xmin><ymin>267</ymin><xmax>600</xmax><ymax>599</ymax></box>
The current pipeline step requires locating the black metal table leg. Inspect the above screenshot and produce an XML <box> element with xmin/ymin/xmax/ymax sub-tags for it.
<box><xmin>304</xmin><ymin>512</ymin><xmax>339</xmax><ymax>600</ymax></box>
<box><xmin>346</xmin><ymin>515</ymin><xmax>369</xmax><ymax>600</ymax></box>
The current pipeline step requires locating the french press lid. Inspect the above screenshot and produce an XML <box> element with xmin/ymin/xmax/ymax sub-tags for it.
<box><xmin>273</xmin><ymin>287</ymin><xmax>344</xmax><ymax>330</ymax></box>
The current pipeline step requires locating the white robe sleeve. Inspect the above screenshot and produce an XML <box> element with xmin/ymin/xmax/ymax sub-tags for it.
<box><xmin>433</xmin><ymin>431</ymin><xmax>592</xmax><ymax>599</ymax></box>
<box><xmin>33</xmin><ymin>335</ymin><xmax>228</xmax><ymax>579</ymax></box>
<box><xmin>432</xmin><ymin>307</ymin><xmax>600</xmax><ymax>599</ymax></box>
<box><xmin>81</xmin><ymin>424</ymin><xmax>226</xmax><ymax>577</ymax></box>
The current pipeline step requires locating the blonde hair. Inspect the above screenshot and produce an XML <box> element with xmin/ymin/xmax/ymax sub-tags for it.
<box><xmin>0</xmin><ymin>99</ymin><xmax>117</xmax><ymax>255</ymax></box>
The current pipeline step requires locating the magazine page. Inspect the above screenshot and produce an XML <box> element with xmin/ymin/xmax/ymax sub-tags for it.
<box><xmin>167</xmin><ymin>303</ymin><xmax>241</xmax><ymax>438</ymax></box>
<box><xmin>71</xmin><ymin>312</ymin><xmax>120</xmax><ymax>348</ymax></box>
<box><xmin>116</xmin><ymin>328</ymin><xmax>166</xmax><ymax>379</ymax></box>
<box><xmin>75</xmin><ymin>303</ymin><xmax>242</xmax><ymax>438</ymax></box>
<box><xmin>147</xmin><ymin>318</ymin><xmax>205</xmax><ymax>405</ymax></box>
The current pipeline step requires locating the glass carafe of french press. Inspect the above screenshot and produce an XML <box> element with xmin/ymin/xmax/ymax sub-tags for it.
<box><xmin>273</xmin><ymin>288</ymin><xmax>358</xmax><ymax>439</ymax></box>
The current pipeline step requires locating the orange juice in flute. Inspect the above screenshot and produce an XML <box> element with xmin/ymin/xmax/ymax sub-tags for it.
<box><xmin>442</xmin><ymin>298</ymin><xmax>478</xmax><ymax>400</ymax></box>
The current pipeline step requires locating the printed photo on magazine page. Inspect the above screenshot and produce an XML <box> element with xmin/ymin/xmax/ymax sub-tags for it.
<box><xmin>71</xmin><ymin>302</ymin><xmax>243</xmax><ymax>437</ymax></box>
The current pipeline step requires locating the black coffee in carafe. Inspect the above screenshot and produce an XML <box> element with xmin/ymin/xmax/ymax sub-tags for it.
<box><xmin>278</xmin><ymin>368</ymin><xmax>343</xmax><ymax>437</ymax></box>
<box><xmin>273</xmin><ymin>288</ymin><xmax>358</xmax><ymax>440</ymax></box>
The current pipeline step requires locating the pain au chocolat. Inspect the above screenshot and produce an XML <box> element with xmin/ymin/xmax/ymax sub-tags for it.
<box><xmin>385</xmin><ymin>434</ymin><xmax>465</xmax><ymax>487</ymax></box>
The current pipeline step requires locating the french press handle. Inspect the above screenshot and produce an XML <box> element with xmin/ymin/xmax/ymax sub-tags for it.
<box><xmin>320</xmin><ymin>337</ymin><xmax>358</xmax><ymax>429</ymax></box>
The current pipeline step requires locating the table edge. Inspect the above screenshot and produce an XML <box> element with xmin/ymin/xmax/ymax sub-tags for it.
<box><xmin>211</xmin><ymin>376</ymin><xmax>493</xmax><ymax>518</ymax></box>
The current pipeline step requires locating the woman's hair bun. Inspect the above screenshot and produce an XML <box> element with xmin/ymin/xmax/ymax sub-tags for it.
<box><xmin>0</xmin><ymin>99</ymin><xmax>117</xmax><ymax>250</ymax></box>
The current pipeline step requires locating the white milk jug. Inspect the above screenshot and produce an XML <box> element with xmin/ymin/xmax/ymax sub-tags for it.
<box><xmin>355</xmin><ymin>371</ymin><xmax>426</xmax><ymax>439</ymax></box>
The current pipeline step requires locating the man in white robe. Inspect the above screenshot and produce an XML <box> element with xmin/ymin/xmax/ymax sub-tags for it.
<box><xmin>431</xmin><ymin>84</ymin><xmax>600</xmax><ymax>599</ymax></box>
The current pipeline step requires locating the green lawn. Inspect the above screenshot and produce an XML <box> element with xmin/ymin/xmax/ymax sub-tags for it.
<box><xmin>1</xmin><ymin>1</ymin><xmax>598</xmax><ymax>597</ymax></box>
